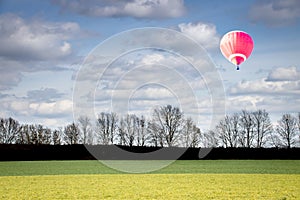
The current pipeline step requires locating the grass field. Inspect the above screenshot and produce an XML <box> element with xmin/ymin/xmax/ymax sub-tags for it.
<box><xmin>1</xmin><ymin>160</ymin><xmax>300</xmax><ymax>176</ymax></box>
<box><xmin>1</xmin><ymin>160</ymin><xmax>300</xmax><ymax>199</ymax></box>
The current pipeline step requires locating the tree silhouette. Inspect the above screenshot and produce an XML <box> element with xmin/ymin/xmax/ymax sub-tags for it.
<box><xmin>276</xmin><ymin>114</ymin><xmax>298</xmax><ymax>148</ymax></box>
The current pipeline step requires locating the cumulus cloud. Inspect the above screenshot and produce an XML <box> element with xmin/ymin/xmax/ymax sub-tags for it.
<box><xmin>233</xmin><ymin>67</ymin><xmax>300</xmax><ymax>94</ymax></box>
<box><xmin>177</xmin><ymin>22</ymin><xmax>220</xmax><ymax>49</ymax></box>
<box><xmin>249</xmin><ymin>0</ymin><xmax>300</xmax><ymax>27</ymax></box>
<box><xmin>52</xmin><ymin>0</ymin><xmax>186</xmax><ymax>19</ymax></box>
<box><xmin>0</xmin><ymin>13</ymin><xmax>80</xmax><ymax>61</ymax></box>
<box><xmin>229</xmin><ymin>78</ymin><xmax>300</xmax><ymax>95</ymax></box>
<box><xmin>230</xmin><ymin>66</ymin><xmax>300</xmax><ymax>95</ymax></box>
<box><xmin>227</xmin><ymin>66</ymin><xmax>300</xmax><ymax>115</ymax></box>
<box><xmin>0</xmin><ymin>89</ymin><xmax>74</xmax><ymax>127</ymax></box>
<box><xmin>267</xmin><ymin>66</ymin><xmax>300</xmax><ymax>81</ymax></box>
<box><xmin>29</xmin><ymin>99</ymin><xmax>73</xmax><ymax>117</ymax></box>
<box><xmin>0</xmin><ymin>13</ymin><xmax>82</xmax><ymax>91</ymax></box>
<box><xmin>227</xmin><ymin>94</ymin><xmax>300</xmax><ymax>116</ymax></box>
<box><xmin>1</xmin><ymin>94</ymin><xmax>73</xmax><ymax>118</ymax></box>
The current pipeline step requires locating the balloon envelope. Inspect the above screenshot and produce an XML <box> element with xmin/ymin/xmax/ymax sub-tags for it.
<box><xmin>220</xmin><ymin>30</ymin><xmax>254</xmax><ymax>69</ymax></box>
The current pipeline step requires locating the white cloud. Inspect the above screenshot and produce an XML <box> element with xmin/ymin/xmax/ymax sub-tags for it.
<box><xmin>1</xmin><ymin>100</ymin><xmax>73</xmax><ymax>129</ymax></box>
<box><xmin>53</xmin><ymin>0</ymin><xmax>186</xmax><ymax>19</ymax></box>
<box><xmin>0</xmin><ymin>13</ymin><xmax>80</xmax><ymax>61</ymax></box>
<box><xmin>249</xmin><ymin>0</ymin><xmax>300</xmax><ymax>27</ymax></box>
<box><xmin>227</xmin><ymin>66</ymin><xmax>300</xmax><ymax>117</ymax></box>
<box><xmin>227</xmin><ymin>95</ymin><xmax>300</xmax><ymax>117</ymax></box>
<box><xmin>10</xmin><ymin>100</ymin><xmax>30</xmax><ymax>116</ymax></box>
<box><xmin>0</xmin><ymin>13</ymin><xmax>82</xmax><ymax>91</ymax></box>
<box><xmin>230</xmin><ymin>66</ymin><xmax>300</xmax><ymax>95</ymax></box>
<box><xmin>267</xmin><ymin>66</ymin><xmax>300</xmax><ymax>81</ymax></box>
<box><xmin>226</xmin><ymin>95</ymin><xmax>263</xmax><ymax>113</ymax></box>
<box><xmin>140</xmin><ymin>54</ymin><xmax>165</xmax><ymax>65</ymax></box>
<box><xmin>42</xmin><ymin>118</ymin><xmax>66</xmax><ymax>128</ymax></box>
<box><xmin>178</xmin><ymin>22</ymin><xmax>220</xmax><ymax>49</ymax></box>
<box><xmin>60</xmin><ymin>42</ymin><xmax>72</xmax><ymax>54</ymax></box>
<box><xmin>1</xmin><ymin>93</ymin><xmax>73</xmax><ymax>119</ymax></box>
<box><xmin>29</xmin><ymin>99</ymin><xmax>73</xmax><ymax>117</ymax></box>
<box><xmin>230</xmin><ymin>78</ymin><xmax>300</xmax><ymax>96</ymax></box>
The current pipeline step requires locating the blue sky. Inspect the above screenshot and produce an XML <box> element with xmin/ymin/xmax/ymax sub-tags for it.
<box><xmin>0</xmin><ymin>0</ymin><xmax>300</xmax><ymax>130</ymax></box>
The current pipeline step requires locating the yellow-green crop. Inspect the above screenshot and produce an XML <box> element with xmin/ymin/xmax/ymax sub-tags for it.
<box><xmin>1</xmin><ymin>174</ymin><xmax>299</xmax><ymax>199</ymax></box>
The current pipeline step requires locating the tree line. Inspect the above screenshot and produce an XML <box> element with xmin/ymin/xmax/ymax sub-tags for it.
<box><xmin>0</xmin><ymin>105</ymin><xmax>299</xmax><ymax>148</ymax></box>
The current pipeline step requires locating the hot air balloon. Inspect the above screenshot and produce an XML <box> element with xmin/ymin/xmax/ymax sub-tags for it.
<box><xmin>220</xmin><ymin>30</ymin><xmax>254</xmax><ymax>70</ymax></box>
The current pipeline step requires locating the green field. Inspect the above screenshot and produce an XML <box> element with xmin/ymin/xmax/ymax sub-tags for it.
<box><xmin>1</xmin><ymin>160</ymin><xmax>300</xmax><ymax>199</ymax></box>
<box><xmin>0</xmin><ymin>160</ymin><xmax>300</xmax><ymax>176</ymax></box>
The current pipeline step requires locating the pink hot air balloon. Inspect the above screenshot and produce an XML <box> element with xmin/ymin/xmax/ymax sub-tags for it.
<box><xmin>220</xmin><ymin>30</ymin><xmax>254</xmax><ymax>70</ymax></box>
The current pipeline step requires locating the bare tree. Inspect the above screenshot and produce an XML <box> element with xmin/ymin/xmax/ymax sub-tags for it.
<box><xmin>182</xmin><ymin>117</ymin><xmax>193</xmax><ymax>147</ymax></box>
<box><xmin>78</xmin><ymin>116</ymin><xmax>93</xmax><ymax>145</ymax></box>
<box><xmin>181</xmin><ymin>117</ymin><xmax>201</xmax><ymax>148</ymax></box>
<box><xmin>0</xmin><ymin>117</ymin><xmax>21</xmax><ymax>144</ymax></box>
<box><xmin>19</xmin><ymin>124</ymin><xmax>36</xmax><ymax>144</ymax></box>
<box><xmin>239</xmin><ymin>110</ymin><xmax>255</xmax><ymax>148</ymax></box>
<box><xmin>297</xmin><ymin>112</ymin><xmax>300</xmax><ymax>146</ymax></box>
<box><xmin>118</xmin><ymin>114</ymin><xmax>148</xmax><ymax>147</ymax></box>
<box><xmin>216</xmin><ymin>114</ymin><xmax>239</xmax><ymax>147</ymax></box>
<box><xmin>18</xmin><ymin>124</ymin><xmax>31</xmax><ymax>144</ymax></box>
<box><xmin>29</xmin><ymin>124</ymin><xmax>38</xmax><ymax>144</ymax></box>
<box><xmin>135</xmin><ymin>115</ymin><xmax>148</xmax><ymax>147</ymax></box>
<box><xmin>96</xmin><ymin>112</ymin><xmax>117</xmax><ymax>145</ymax></box>
<box><xmin>118</xmin><ymin>117</ymin><xmax>127</xmax><ymax>145</ymax></box>
<box><xmin>64</xmin><ymin>122</ymin><xmax>81</xmax><ymax>145</ymax></box>
<box><xmin>148</xmin><ymin>120</ymin><xmax>163</xmax><ymax>147</ymax></box>
<box><xmin>121</xmin><ymin>114</ymin><xmax>149</xmax><ymax>146</ymax></box>
<box><xmin>17</xmin><ymin>124</ymin><xmax>52</xmax><ymax>144</ymax></box>
<box><xmin>110</xmin><ymin>112</ymin><xmax>118</xmax><ymax>144</ymax></box>
<box><xmin>297</xmin><ymin>112</ymin><xmax>300</xmax><ymax>132</ymax></box>
<box><xmin>215</xmin><ymin>110</ymin><xmax>272</xmax><ymax>148</ymax></box>
<box><xmin>189</xmin><ymin>126</ymin><xmax>201</xmax><ymax>148</ymax></box>
<box><xmin>276</xmin><ymin>114</ymin><xmax>298</xmax><ymax>148</ymax></box>
<box><xmin>150</xmin><ymin>105</ymin><xmax>183</xmax><ymax>147</ymax></box>
<box><xmin>119</xmin><ymin>114</ymin><xmax>149</xmax><ymax>146</ymax></box>
<box><xmin>252</xmin><ymin>109</ymin><xmax>273</xmax><ymax>148</ymax></box>
<box><xmin>52</xmin><ymin>128</ymin><xmax>63</xmax><ymax>145</ymax></box>
<box><xmin>201</xmin><ymin>130</ymin><xmax>219</xmax><ymax>148</ymax></box>
<box><xmin>119</xmin><ymin>114</ymin><xmax>136</xmax><ymax>146</ymax></box>
<box><xmin>268</xmin><ymin>132</ymin><xmax>282</xmax><ymax>148</ymax></box>
<box><xmin>17</xmin><ymin>124</ymin><xmax>29</xmax><ymax>144</ymax></box>
<box><xmin>36</xmin><ymin>124</ymin><xmax>52</xmax><ymax>144</ymax></box>
<box><xmin>127</xmin><ymin>114</ymin><xmax>136</xmax><ymax>147</ymax></box>
<box><xmin>96</xmin><ymin>112</ymin><xmax>109</xmax><ymax>145</ymax></box>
